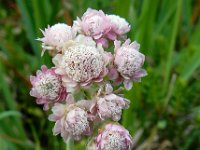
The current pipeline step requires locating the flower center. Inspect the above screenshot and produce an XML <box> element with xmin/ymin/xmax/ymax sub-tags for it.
<box><xmin>63</xmin><ymin>45</ymin><xmax>104</xmax><ymax>82</ymax></box>
<box><xmin>67</xmin><ymin>108</ymin><xmax>89</xmax><ymax>136</ymax></box>
<box><xmin>104</xmin><ymin>131</ymin><xmax>126</xmax><ymax>150</ymax></box>
<box><xmin>35</xmin><ymin>74</ymin><xmax>61</xmax><ymax>100</ymax></box>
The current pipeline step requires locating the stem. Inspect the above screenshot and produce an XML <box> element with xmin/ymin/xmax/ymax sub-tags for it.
<box><xmin>66</xmin><ymin>138</ymin><xmax>74</xmax><ymax>150</ymax></box>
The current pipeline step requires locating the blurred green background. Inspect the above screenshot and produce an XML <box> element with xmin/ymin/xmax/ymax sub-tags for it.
<box><xmin>0</xmin><ymin>0</ymin><xmax>200</xmax><ymax>149</ymax></box>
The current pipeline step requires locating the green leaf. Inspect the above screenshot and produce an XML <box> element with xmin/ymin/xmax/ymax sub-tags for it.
<box><xmin>16</xmin><ymin>0</ymin><xmax>41</xmax><ymax>59</ymax></box>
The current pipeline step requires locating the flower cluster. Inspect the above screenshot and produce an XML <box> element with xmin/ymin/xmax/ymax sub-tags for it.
<box><xmin>30</xmin><ymin>8</ymin><xmax>147</xmax><ymax>150</ymax></box>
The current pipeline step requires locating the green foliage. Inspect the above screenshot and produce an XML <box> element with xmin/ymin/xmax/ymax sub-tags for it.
<box><xmin>0</xmin><ymin>0</ymin><xmax>200</xmax><ymax>149</ymax></box>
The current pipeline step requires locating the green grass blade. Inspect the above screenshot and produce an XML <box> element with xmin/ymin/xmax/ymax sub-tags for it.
<box><xmin>16</xmin><ymin>0</ymin><xmax>41</xmax><ymax>58</ymax></box>
<box><xmin>180</xmin><ymin>45</ymin><xmax>200</xmax><ymax>80</ymax></box>
<box><xmin>0</xmin><ymin>62</ymin><xmax>16</xmax><ymax>110</ymax></box>
<box><xmin>163</xmin><ymin>0</ymin><xmax>182</xmax><ymax>94</ymax></box>
<box><xmin>0</xmin><ymin>111</ymin><xmax>21</xmax><ymax>120</ymax></box>
<box><xmin>156</xmin><ymin>4</ymin><xmax>176</xmax><ymax>33</ymax></box>
<box><xmin>31</xmin><ymin>0</ymin><xmax>43</xmax><ymax>35</ymax></box>
<box><xmin>134</xmin><ymin>0</ymin><xmax>159</xmax><ymax>54</ymax></box>
<box><xmin>0</xmin><ymin>62</ymin><xmax>27</xmax><ymax>140</ymax></box>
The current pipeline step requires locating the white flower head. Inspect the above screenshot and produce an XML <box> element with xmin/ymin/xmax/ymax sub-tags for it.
<box><xmin>38</xmin><ymin>23</ymin><xmax>76</xmax><ymax>56</ymax></box>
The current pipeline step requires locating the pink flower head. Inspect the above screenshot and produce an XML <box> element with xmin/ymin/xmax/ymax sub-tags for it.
<box><xmin>94</xmin><ymin>124</ymin><xmax>132</xmax><ymax>150</ymax></box>
<box><xmin>74</xmin><ymin>8</ymin><xmax>111</xmax><ymax>47</ymax></box>
<box><xmin>52</xmin><ymin>43</ymin><xmax>109</xmax><ymax>92</ymax></box>
<box><xmin>97</xmin><ymin>94</ymin><xmax>129</xmax><ymax>121</ymax></box>
<box><xmin>48</xmin><ymin>95</ymin><xmax>92</xmax><ymax>141</ymax></box>
<box><xmin>83</xmin><ymin>83</ymin><xmax>129</xmax><ymax>122</ymax></box>
<box><xmin>109</xmin><ymin>39</ymin><xmax>147</xmax><ymax>90</ymax></box>
<box><xmin>96</xmin><ymin>83</ymin><xmax>129</xmax><ymax>121</ymax></box>
<box><xmin>30</xmin><ymin>65</ymin><xmax>67</xmax><ymax>110</ymax></box>
<box><xmin>106</xmin><ymin>14</ymin><xmax>130</xmax><ymax>39</ymax></box>
<box><xmin>38</xmin><ymin>23</ymin><xmax>76</xmax><ymax>56</ymax></box>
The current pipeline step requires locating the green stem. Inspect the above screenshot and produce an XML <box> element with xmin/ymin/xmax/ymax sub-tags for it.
<box><xmin>66</xmin><ymin>138</ymin><xmax>74</xmax><ymax>150</ymax></box>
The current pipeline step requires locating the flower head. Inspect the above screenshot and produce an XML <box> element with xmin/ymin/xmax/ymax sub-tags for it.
<box><xmin>49</xmin><ymin>95</ymin><xmax>91</xmax><ymax>140</ymax></box>
<box><xmin>38</xmin><ymin>23</ymin><xmax>76</xmax><ymax>56</ymax></box>
<box><xmin>53</xmin><ymin>43</ymin><xmax>108</xmax><ymax>92</ymax></box>
<box><xmin>97</xmin><ymin>94</ymin><xmax>129</xmax><ymax>121</ymax></box>
<box><xmin>30</xmin><ymin>65</ymin><xmax>67</xmax><ymax>110</ymax></box>
<box><xmin>109</xmin><ymin>39</ymin><xmax>147</xmax><ymax>90</ymax></box>
<box><xmin>96</xmin><ymin>83</ymin><xmax>129</xmax><ymax>121</ymax></box>
<box><xmin>88</xmin><ymin>123</ymin><xmax>132</xmax><ymax>150</ymax></box>
<box><xmin>106</xmin><ymin>14</ymin><xmax>130</xmax><ymax>37</ymax></box>
<box><xmin>84</xmin><ymin>83</ymin><xmax>129</xmax><ymax>122</ymax></box>
<box><xmin>74</xmin><ymin>8</ymin><xmax>111</xmax><ymax>47</ymax></box>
